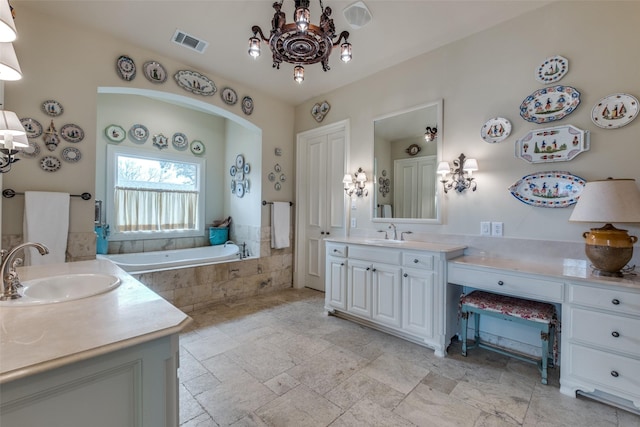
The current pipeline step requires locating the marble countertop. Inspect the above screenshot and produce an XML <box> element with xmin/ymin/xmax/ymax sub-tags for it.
<box><xmin>450</xmin><ymin>256</ymin><xmax>640</xmax><ymax>291</ymax></box>
<box><xmin>0</xmin><ymin>259</ymin><xmax>192</xmax><ymax>384</ymax></box>
<box><xmin>325</xmin><ymin>236</ymin><xmax>467</xmax><ymax>254</ymax></box>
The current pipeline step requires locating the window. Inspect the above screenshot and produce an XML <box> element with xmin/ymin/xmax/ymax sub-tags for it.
<box><xmin>106</xmin><ymin>145</ymin><xmax>205</xmax><ymax>240</ymax></box>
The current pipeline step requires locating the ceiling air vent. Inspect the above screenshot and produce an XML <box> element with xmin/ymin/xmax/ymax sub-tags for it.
<box><xmin>343</xmin><ymin>1</ymin><xmax>372</xmax><ymax>30</ymax></box>
<box><xmin>172</xmin><ymin>29</ymin><xmax>208</xmax><ymax>54</ymax></box>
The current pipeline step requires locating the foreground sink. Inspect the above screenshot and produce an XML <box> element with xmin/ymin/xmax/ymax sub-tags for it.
<box><xmin>1</xmin><ymin>274</ymin><xmax>121</xmax><ymax>306</ymax></box>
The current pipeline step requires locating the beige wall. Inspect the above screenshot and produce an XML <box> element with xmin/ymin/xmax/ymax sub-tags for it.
<box><xmin>295</xmin><ymin>1</ymin><xmax>640</xmax><ymax>245</ymax></box>
<box><xmin>2</xmin><ymin>5</ymin><xmax>295</xmax><ymax>238</ymax></box>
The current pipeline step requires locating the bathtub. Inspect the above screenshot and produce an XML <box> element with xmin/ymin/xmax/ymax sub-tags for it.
<box><xmin>98</xmin><ymin>244</ymin><xmax>241</xmax><ymax>274</ymax></box>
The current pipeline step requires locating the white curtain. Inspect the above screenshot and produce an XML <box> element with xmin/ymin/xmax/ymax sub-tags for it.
<box><xmin>115</xmin><ymin>187</ymin><xmax>198</xmax><ymax>232</ymax></box>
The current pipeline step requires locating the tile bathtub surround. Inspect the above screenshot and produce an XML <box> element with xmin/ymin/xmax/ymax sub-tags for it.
<box><xmin>178</xmin><ymin>289</ymin><xmax>640</xmax><ymax>427</ymax></box>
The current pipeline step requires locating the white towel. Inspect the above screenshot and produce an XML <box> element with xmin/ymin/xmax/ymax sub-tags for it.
<box><xmin>23</xmin><ymin>191</ymin><xmax>70</xmax><ymax>265</ymax></box>
<box><xmin>381</xmin><ymin>204</ymin><xmax>393</xmax><ymax>218</ymax></box>
<box><xmin>270</xmin><ymin>202</ymin><xmax>290</xmax><ymax>249</ymax></box>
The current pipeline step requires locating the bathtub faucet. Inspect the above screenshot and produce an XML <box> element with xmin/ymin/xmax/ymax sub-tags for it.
<box><xmin>224</xmin><ymin>240</ymin><xmax>235</xmax><ymax>247</ymax></box>
<box><xmin>1</xmin><ymin>242</ymin><xmax>50</xmax><ymax>301</ymax></box>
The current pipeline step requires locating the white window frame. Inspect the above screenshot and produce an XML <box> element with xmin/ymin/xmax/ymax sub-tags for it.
<box><xmin>106</xmin><ymin>144</ymin><xmax>206</xmax><ymax>241</ymax></box>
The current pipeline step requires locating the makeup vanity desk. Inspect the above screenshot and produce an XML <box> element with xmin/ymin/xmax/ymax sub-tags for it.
<box><xmin>448</xmin><ymin>256</ymin><xmax>640</xmax><ymax>413</ymax></box>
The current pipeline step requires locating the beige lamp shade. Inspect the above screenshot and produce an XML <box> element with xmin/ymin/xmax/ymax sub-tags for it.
<box><xmin>436</xmin><ymin>161</ymin><xmax>450</xmax><ymax>175</ymax></box>
<box><xmin>0</xmin><ymin>132</ymin><xmax>27</xmax><ymax>147</ymax></box>
<box><xmin>569</xmin><ymin>179</ymin><xmax>640</xmax><ymax>224</ymax></box>
<box><xmin>0</xmin><ymin>0</ymin><xmax>16</xmax><ymax>43</ymax></box>
<box><xmin>463</xmin><ymin>158</ymin><xmax>479</xmax><ymax>172</ymax></box>
<box><xmin>0</xmin><ymin>41</ymin><xmax>21</xmax><ymax>80</ymax></box>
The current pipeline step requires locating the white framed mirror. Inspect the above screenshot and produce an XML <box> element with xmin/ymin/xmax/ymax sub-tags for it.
<box><xmin>372</xmin><ymin>99</ymin><xmax>443</xmax><ymax>224</ymax></box>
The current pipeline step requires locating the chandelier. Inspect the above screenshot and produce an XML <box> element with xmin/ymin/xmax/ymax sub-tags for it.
<box><xmin>248</xmin><ymin>0</ymin><xmax>352</xmax><ymax>83</ymax></box>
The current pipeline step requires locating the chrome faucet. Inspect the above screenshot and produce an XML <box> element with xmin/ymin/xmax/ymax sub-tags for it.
<box><xmin>1</xmin><ymin>242</ymin><xmax>49</xmax><ymax>300</ymax></box>
<box><xmin>401</xmin><ymin>231</ymin><xmax>413</xmax><ymax>241</ymax></box>
<box><xmin>388</xmin><ymin>223</ymin><xmax>397</xmax><ymax>240</ymax></box>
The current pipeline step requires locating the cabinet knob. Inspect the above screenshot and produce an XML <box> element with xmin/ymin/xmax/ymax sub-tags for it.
<box><xmin>611</xmin><ymin>331</ymin><xmax>620</xmax><ymax>338</ymax></box>
<box><xmin>611</xmin><ymin>298</ymin><xmax>620</xmax><ymax>305</ymax></box>
<box><xmin>326</xmin><ymin>232</ymin><xmax>330</xmax><ymax>235</ymax></box>
<box><xmin>340</xmin><ymin>262</ymin><xmax>344</xmax><ymax>266</ymax></box>
<box><xmin>498</xmin><ymin>280</ymin><xmax>504</xmax><ymax>286</ymax></box>
<box><xmin>321</xmin><ymin>231</ymin><xmax>325</xmax><ymax>235</ymax></box>
<box><xmin>372</xmin><ymin>268</ymin><xmax>377</xmax><ymax>272</ymax></box>
<box><xmin>366</xmin><ymin>267</ymin><xmax>370</xmax><ymax>271</ymax></box>
<box><xmin>611</xmin><ymin>371</ymin><xmax>619</xmax><ymax>378</ymax></box>
<box><xmin>413</xmin><ymin>259</ymin><xmax>419</xmax><ymax>263</ymax></box>
<box><xmin>333</xmin><ymin>249</ymin><xmax>339</xmax><ymax>253</ymax></box>
<box><xmin>403</xmin><ymin>273</ymin><xmax>408</xmax><ymax>277</ymax></box>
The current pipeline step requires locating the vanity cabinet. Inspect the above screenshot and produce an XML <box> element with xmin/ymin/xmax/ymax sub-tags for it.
<box><xmin>325</xmin><ymin>239</ymin><xmax>465</xmax><ymax>356</ymax></box>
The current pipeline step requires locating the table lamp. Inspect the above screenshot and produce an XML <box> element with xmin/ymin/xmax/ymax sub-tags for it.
<box><xmin>569</xmin><ymin>178</ymin><xmax>640</xmax><ymax>277</ymax></box>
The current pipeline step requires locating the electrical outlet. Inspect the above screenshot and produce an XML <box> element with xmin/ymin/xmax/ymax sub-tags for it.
<box><xmin>351</xmin><ymin>218</ymin><xmax>357</xmax><ymax>228</ymax></box>
<box><xmin>480</xmin><ymin>221</ymin><xmax>491</xmax><ymax>236</ymax></box>
<box><xmin>351</xmin><ymin>199</ymin><xmax>357</xmax><ymax>210</ymax></box>
<box><xmin>491</xmin><ymin>222</ymin><xmax>503</xmax><ymax>237</ymax></box>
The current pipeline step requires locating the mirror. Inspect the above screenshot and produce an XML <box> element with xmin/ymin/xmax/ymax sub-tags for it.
<box><xmin>372</xmin><ymin>99</ymin><xmax>442</xmax><ymax>223</ymax></box>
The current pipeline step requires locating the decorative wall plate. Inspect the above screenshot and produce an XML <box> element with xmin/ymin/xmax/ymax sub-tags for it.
<box><xmin>43</xmin><ymin>120</ymin><xmax>60</xmax><ymax>151</ymax></box>
<box><xmin>243</xmin><ymin>163</ymin><xmax>250</xmax><ymax>174</ymax></box>
<box><xmin>268</xmin><ymin>172</ymin><xmax>276</xmax><ymax>182</ymax></box>
<box><xmin>116</xmin><ymin>55</ymin><xmax>136</xmax><ymax>81</ymax></box>
<box><xmin>40</xmin><ymin>155</ymin><xmax>62</xmax><ymax>172</ymax></box>
<box><xmin>481</xmin><ymin>117</ymin><xmax>511</xmax><ymax>143</ymax></box>
<box><xmin>241</xmin><ymin>96</ymin><xmax>254</xmax><ymax>115</ymax></box>
<box><xmin>311</xmin><ymin>101</ymin><xmax>330</xmax><ymax>122</ymax></box>
<box><xmin>230</xmin><ymin>165</ymin><xmax>237</xmax><ymax>176</ymax></box>
<box><xmin>62</xmin><ymin>146</ymin><xmax>81</xmax><ymax>162</ymax></box>
<box><xmin>20</xmin><ymin>141</ymin><xmax>40</xmax><ymax>158</ymax></box>
<box><xmin>221</xmin><ymin>87</ymin><xmax>238</xmax><ymax>105</ymax></box>
<box><xmin>235</xmin><ymin>182</ymin><xmax>245</xmax><ymax>198</ymax></box>
<box><xmin>172</xmin><ymin>132</ymin><xmax>188</xmax><ymax>149</ymax></box>
<box><xmin>20</xmin><ymin>118</ymin><xmax>42</xmax><ymax>138</ymax></box>
<box><xmin>129</xmin><ymin>124</ymin><xmax>149</xmax><ymax>143</ymax></box>
<box><xmin>174</xmin><ymin>70</ymin><xmax>216</xmax><ymax>96</ymax></box>
<box><xmin>590</xmin><ymin>93</ymin><xmax>638</xmax><ymax>129</ymax></box>
<box><xmin>235</xmin><ymin>170</ymin><xmax>244</xmax><ymax>181</ymax></box>
<box><xmin>405</xmin><ymin>144</ymin><xmax>421</xmax><ymax>156</ymax></box>
<box><xmin>190</xmin><ymin>140</ymin><xmax>205</xmax><ymax>155</ymax></box>
<box><xmin>519</xmin><ymin>86</ymin><xmax>580</xmax><ymax>124</ymax></box>
<box><xmin>274</xmin><ymin>163</ymin><xmax>281</xmax><ymax>173</ymax></box>
<box><xmin>274</xmin><ymin>182</ymin><xmax>281</xmax><ymax>191</ymax></box>
<box><xmin>535</xmin><ymin>55</ymin><xmax>568</xmax><ymax>84</ymax></box>
<box><xmin>152</xmin><ymin>134</ymin><xmax>168</xmax><ymax>149</ymax></box>
<box><xmin>105</xmin><ymin>124</ymin><xmax>126</xmax><ymax>142</ymax></box>
<box><xmin>508</xmin><ymin>171</ymin><xmax>586</xmax><ymax>208</ymax></box>
<box><xmin>143</xmin><ymin>61</ymin><xmax>167</xmax><ymax>83</ymax></box>
<box><xmin>235</xmin><ymin>154</ymin><xmax>244</xmax><ymax>169</ymax></box>
<box><xmin>60</xmin><ymin>124</ymin><xmax>84</xmax><ymax>143</ymax></box>
<box><xmin>515</xmin><ymin>124</ymin><xmax>590</xmax><ymax>164</ymax></box>
<box><xmin>42</xmin><ymin>100</ymin><xmax>64</xmax><ymax>117</ymax></box>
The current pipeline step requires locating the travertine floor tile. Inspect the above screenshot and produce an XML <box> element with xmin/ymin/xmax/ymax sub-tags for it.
<box><xmin>324</xmin><ymin>371</ymin><xmax>405</xmax><ymax>411</ymax></box>
<box><xmin>331</xmin><ymin>397</ymin><xmax>415</xmax><ymax>427</ymax></box>
<box><xmin>360</xmin><ymin>352</ymin><xmax>431</xmax><ymax>394</ymax></box>
<box><xmin>255</xmin><ymin>384</ymin><xmax>342</xmax><ymax>426</ymax></box>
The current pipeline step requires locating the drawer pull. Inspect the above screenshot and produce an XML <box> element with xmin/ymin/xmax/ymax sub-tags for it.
<box><xmin>403</xmin><ymin>273</ymin><xmax>408</xmax><ymax>278</ymax></box>
<box><xmin>372</xmin><ymin>268</ymin><xmax>377</xmax><ymax>272</ymax></box>
<box><xmin>333</xmin><ymin>249</ymin><xmax>339</xmax><ymax>253</ymax></box>
<box><xmin>611</xmin><ymin>371</ymin><xmax>619</xmax><ymax>378</ymax></box>
<box><xmin>321</xmin><ymin>231</ymin><xmax>325</xmax><ymax>235</ymax></box>
<box><xmin>611</xmin><ymin>331</ymin><xmax>620</xmax><ymax>338</ymax></box>
<box><xmin>498</xmin><ymin>280</ymin><xmax>504</xmax><ymax>286</ymax></box>
<box><xmin>340</xmin><ymin>263</ymin><xmax>344</xmax><ymax>266</ymax></box>
<box><xmin>413</xmin><ymin>259</ymin><xmax>419</xmax><ymax>263</ymax></box>
<box><xmin>611</xmin><ymin>298</ymin><xmax>620</xmax><ymax>305</ymax></box>
<box><xmin>326</xmin><ymin>232</ymin><xmax>330</xmax><ymax>235</ymax></box>
<box><xmin>366</xmin><ymin>267</ymin><xmax>371</xmax><ymax>271</ymax></box>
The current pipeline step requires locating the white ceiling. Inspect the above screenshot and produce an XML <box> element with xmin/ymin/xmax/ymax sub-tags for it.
<box><xmin>16</xmin><ymin>0</ymin><xmax>550</xmax><ymax>106</ymax></box>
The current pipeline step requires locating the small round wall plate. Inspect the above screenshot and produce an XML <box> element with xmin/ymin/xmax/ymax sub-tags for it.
<box><xmin>143</xmin><ymin>60</ymin><xmax>167</xmax><ymax>83</ymax></box>
<box><xmin>116</xmin><ymin>55</ymin><xmax>136</xmax><ymax>81</ymax></box>
<box><xmin>230</xmin><ymin>165</ymin><xmax>237</xmax><ymax>176</ymax></box>
<box><xmin>42</xmin><ymin>100</ymin><xmax>63</xmax><ymax>116</ymax></box>
<box><xmin>172</xmin><ymin>132</ymin><xmax>188</xmax><ymax>149</ymax></box>
<box><xmin>591</xmin><ymin>93</ymin><xmax>638</xmax><ymax>129</ymax></box>
<box><xmin>279</xmin><ymin>173</ymin><xmax>286</xmax><ymax>182</ymax></box>
<box><xmin>62</xmin><ymin>146</ymin><xmax>81</xmax><ymax>162</ymax></box>
<box><xmin>274</xmin><ymin>163</ymin><xmax>281</xmax><ymax>172</ymax></box>
<box><xmin>480</xmin><ymin>117</ymin><xmax>512</xmax><ymax>143</ymax></box>
<box><xmin>129</xmin><ymin>124</ymin><xmax>149</xmax><ymax>143</ymax></box>
<box><xmin>221</xmin><ymin>87</ymin><xmax>238</xmax><ymax>105</ymax></box>
<box><xmin>235</xmin><ymin>182</ymin><xmax>245</xmax><ymax>198</ymax></box>
<box><xmin>243</xmin><ymin>163</ymin><xmax>250</xmax><ymax>174</ymax></box>
<box><xmin>40</xmin><ymin>155</ymin><xmax>62</xmax><ymax>172</ymax></box>
<box><xmin>190</xmin><ymin>140</ymin><xmax>205</xmax><ymax>155</ymax></box>
<box><xmin>20</xmin><ymin>118</ymin><xmax>43</xmax><ymax>138</ymax></box>
<box><xmin>105</xmin><ymin>124</ymin><xmax>126</xmax><ymax>142</ymax></box>
<box><xmin>20</xmin><ymin>141</ymin><xmax>40</xmax><ymax>158</ymax></box>
<box><xmin>241</xmin><ymin>96</ymin><xmax>254</xmax><ymax>115</ymax></box>
<box><xmin>274</xmin><ymin>182</ymin><xmax>281</xmax><ymax>191</ymax></box>
<box><xmin>235</xmin><ymin>154</ymin><xmax>244</xmax><ymax>169</ymax></box>
<box><xmin>60</xmin><ymin>124</ymin><xmax>85</xmax><ymax>143</ymax></box>
<box><xmin>152</xmin><ymin>133</ymin><xmax>168</xmax><ymax>149</ymax></box>
<box><xmin>268</xmin><ymin>172</ymin><xmax>276</xmax><ymax>182</ymax></box>
<box><xmin>535</xmin><ymin>55</ymin><xmax>569</xmax><ymax>84</ymax></box>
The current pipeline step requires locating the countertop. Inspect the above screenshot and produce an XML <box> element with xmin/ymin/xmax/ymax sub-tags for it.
<box><xmin>0</xmin><ymin>259</ymin><xmax>192</xmax><ymax>384</ymax></box>
<box><xmin>449</xmin><ymin>256</ymin><xmax>640</xmax><ymax>291</ymax></box>
<box><xmin>325</xmin><ymin>236</ymin><xmax>467</xmax><ymax>254</ymax></box>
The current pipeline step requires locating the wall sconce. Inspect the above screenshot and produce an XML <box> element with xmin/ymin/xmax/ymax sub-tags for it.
<box><xmin>437</xmin><ymin>153</ymin><xmax>478</xmax><ymax>193</ymax></box>
<box><xmin>343</xmin><ymin>167</ymin><xmax>368</xmax><ymax>198</ymax></box>
<box><xmin>424</xmin><ymin>126</ymin><xmax>437</xmax><ymax>142</ymax></box>
<box><xmin>0</xmin><ymin>109</ymin><xmax>28</xmax><ymax>173</ymax></box>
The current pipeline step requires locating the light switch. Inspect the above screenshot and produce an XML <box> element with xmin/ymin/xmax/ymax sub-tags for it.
<box><xmin>480</xmin><ymin>221</ymin><xmax>491</xmax><ymax>236</ymax></box>
<box><xmin>491</xmin><ymin>222</ymin><xmax>503</xmax><ymax>237</ymax></box>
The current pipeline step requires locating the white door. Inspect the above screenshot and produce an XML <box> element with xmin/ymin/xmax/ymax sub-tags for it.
<box><xmin>295</xmin><ymin>120</ymin><xmax>349</xmax><ymax>291</ymax></box>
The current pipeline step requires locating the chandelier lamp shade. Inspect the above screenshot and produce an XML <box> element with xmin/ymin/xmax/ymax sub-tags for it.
<box><xmin>0</xmin><ymin>110</ymin><xmax>28</xmax><ymax>173</ymax></box>
<box><xmin>0</xmin><ymin>0</ymin><xmax>16</xmax><ymax>42</ymax></box>
<box><xmin>248</xmin><ymin>0</ymin><xmax>352</xmax><ymax>83</ymax></box>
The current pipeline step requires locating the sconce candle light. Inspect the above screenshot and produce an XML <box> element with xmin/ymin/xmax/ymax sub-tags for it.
<box><xmin>424</xmin><ymin>126</ymin><xmax>437</xmax><ymax>142</ymax></box>
<box><xmin>437</xmin><ymin>153</ymin><xmax>478</xmax><ymax>193</ymax></box>
<box><xmin>343</xmin><ymin>167</ymin><xmax>368</xmax><ymax>197</ymax></box>
<box><xmin>0</xmin><ymin>110</ymin><xmax>27</xmax><ymax>173</ymax></box>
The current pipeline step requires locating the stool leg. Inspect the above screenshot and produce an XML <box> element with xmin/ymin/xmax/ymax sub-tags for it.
<box><xmin>461</xmin><ymin>311</ymin><xmax>468</xmax><ymax>356</ymax></box>
<box><xmin>474</xmin><ymin>311</ymin><xmax>480</xmax><ymax>344</ymax></box>
<box><xmin>540</xmin><ymin>327</ymin><xmax>549</xmax><ymax>385</ymax></box>
<box><xmin>549</xmin><ymin>324</ymin><xmax>555</xmax><ymax>368</ymax></box>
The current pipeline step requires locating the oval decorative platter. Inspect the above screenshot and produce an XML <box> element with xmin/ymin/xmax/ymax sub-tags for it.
<box><xmin>116</xmin><ymin>55</ymin><xmax>136</xmax><ymax>81</ymax></box>
<box><xmin>508</xmin><ymin>171</ymin><xmax>586</xmax><ymax>208</ymax></box>
<box><xmin>221</xmin><ymin>87</ymin><xmax>238</xmax><ymax>105</ymax></box>
<box><xmin>515</xmin><ymin>124</ymin><xmax>590</xmax><ymax>164</ymax></box>
<box><xmin>42</xmin><ymin>100</ymin><xmax>64</xmax><ymax>117</ymax></box>
<box><xmin>129</xmin><ymin>124</ymin><xmax>149</xmax><ymax>143</ymax></box>
<box><xmin>60</xmin><ymin>124</ymin><xmax>84</xmax><ymax>143</ymax></box>
<box><xmin>172</xmin><ymin>132</ymin><xmax>188</xmax><ymax>149</ymax></box>
<box><xmin>174</xmin><ymin>70</ymin><xmax>216</xmax><ymax>96</ymax></box>
<box><xmin>105</xmin><ymin>124</ymin><xmax>126</xmax><ymax>143</ymax></box>
<box><xmin>481</xmin><ymin>117</ymin><xmax>511</xmax><ymax>143</ymax></box>
<box><xmin>519</xmin><ymin>85</ymin><xmax>580</xmax><ymax>124</ymax></box>
<box><xmin>143</xmin><ymin>60</ymin><xmax>167</xmax><ymax>84</ymax></box>
<box><xmin>590</xmin><ymin>93</ymin><xmax>638</xmax><ymax>129</ymax></box>
<box><xmin>535</xmin><ymin>55</ymin><xmax>568</xmax><ymax>84</ymax></box>
<box><xmin>241</xmin><ymin>96</ymin><xmax>254</xmax><ymax>115</ymax></box>
<box><xmin>20</xmin><ymin>118</ymin><xmax>43</xmax><ymax>138</ymax></box>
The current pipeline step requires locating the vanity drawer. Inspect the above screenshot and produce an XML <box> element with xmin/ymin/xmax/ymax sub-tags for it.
<box><xmin>447</xmin><ymin>264</ymin><xmax>563</xmax><ymax>303</ymax></box>
<box><xmin>402</xmin><ymin>252</ymin><xmax>434</xmax><ymax>271</ymax></box>
<box><xmin>568</xmin><ymin>307</ymin><xmax>640</xmax><ymax>355</ymax></box>
<box><xmin>568</xmin><ymin>283</ymin><xmax>640</xmax><ymax>316</ymax></box>
<box><xmin>348</xmin><ymin>245</ymin><xmax>402</xmax><ymax>265</ymax></box>
<box><xmin>326</xmin><ymin>243</ymin><xmax>348</xmax><ymax>258</ymax></box>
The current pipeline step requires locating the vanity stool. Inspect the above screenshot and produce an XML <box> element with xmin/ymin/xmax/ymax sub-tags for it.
<box><xmin>460</xmin><ymin>290</ymin><xmax>558</xmax><ymax>385</ymax></box>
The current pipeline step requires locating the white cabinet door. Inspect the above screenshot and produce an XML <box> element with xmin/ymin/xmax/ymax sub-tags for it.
<box><xmin>348</xmin><ymin>259</ymin><xmax>372</xmax><ymax>318</ymax></box>
<box><xmin>402</xmin><ymin>267</ymin><xmax>435</xmax><ymax>338</ymax></box>
<box><xmin>326</xmin><ymin>255</ymin><xmax>347</xmax><ymax>310</ymax></box>
<box><xmin>372</xmin><ymin>263</ymin><xmax>402</xmax><ymax>328</ymax></box>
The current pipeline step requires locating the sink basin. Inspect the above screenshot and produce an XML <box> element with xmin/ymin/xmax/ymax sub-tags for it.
<box><xmin>1</xmin><ymin>274</ymin><xmax>120</xmax><ymax>306</ymax></box>
<box><xmin>363</xmin><ymin>239</ymin><xmax>406</xmax><ymax>245</ymax></box>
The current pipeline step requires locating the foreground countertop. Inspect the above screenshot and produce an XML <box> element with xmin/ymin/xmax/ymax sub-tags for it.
<box><xmin>0</xmin><ymin>259</ymin><xmax>191</xmax><ymax>384</ymax></box>
<box><xmin>325</xmin><ymin>236</ymin><xmax>467</xmax><ymax>254</ymax></box>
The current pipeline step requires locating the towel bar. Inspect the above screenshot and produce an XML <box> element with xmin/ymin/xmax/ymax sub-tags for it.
<box><xmin>262</xmin><ymin>200</ymin><xmax>293</xmax><ymax>206</ymax></box>
<box><xmin>2</xmin><ymin>189</ymin><xmax>92</xmax><ymax>200</ymax></box>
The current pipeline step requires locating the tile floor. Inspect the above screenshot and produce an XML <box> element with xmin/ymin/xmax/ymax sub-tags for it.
<box><xmin>178</xmin><ymin>288</ymin><xmax>640</xmax><ymax>427</ymax></box>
